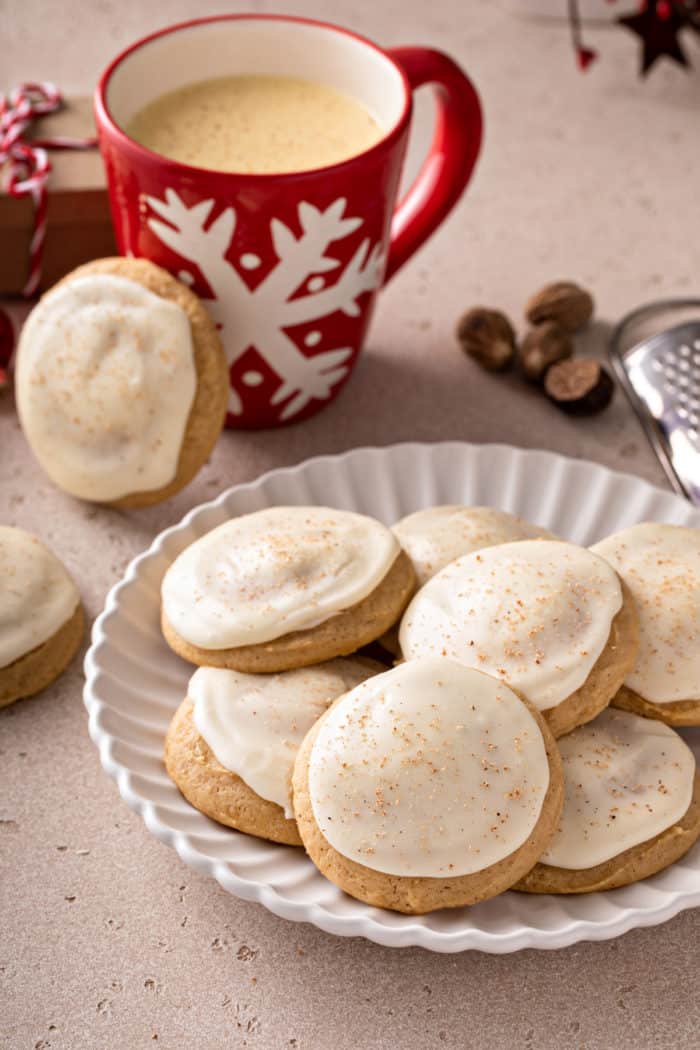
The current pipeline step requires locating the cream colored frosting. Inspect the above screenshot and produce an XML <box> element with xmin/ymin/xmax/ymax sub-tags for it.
<box><xmin>399</xmin><ymin>540</ymin><xmax>622</xmax><ymax>712</ymax></box>
<box><xmin>393</xmin><ymin>505</ymin><xmax>553</xmax><ymax>586</ymax></box>
<box><xmin>16</xmin><ymin>274</ymin><xmax>196</xmax><ymax>501</ymax></box>
<box><xmin>190</xmin><ymin>659</ymin><xmax>375</xmax><ymax>817</ymax></box>
<box><xmin>162</xmin><ymin>506</ymin><xmax>400</xmax><ymax>649</ymax></box>
<box><xmin>592</xmin><ymin>523</ymin><xmax>700</xmax><ymax>704</ymax></box>
<box><xmin>308</xmin><ymin>657</ymin><xmax>550</xmax><ymax>878</ymax></box>
<box><xmin>541</xmin><ymin>708</ymin><xmax>695</xmax><ymax>870</ymax></box>
<box><xmin>0</xmin><ymin>526</ymin><xmax>79</xmax><ymax>668</ymax></box>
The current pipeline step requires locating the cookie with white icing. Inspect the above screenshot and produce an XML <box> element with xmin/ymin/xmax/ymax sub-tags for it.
<box><xmin>399</xmin><ymin>539</ymin><xmax>639</xmax><ymax>738</ymax></box>
<box><xmin>16</xmin><ymin>257</ymin><xmax>228</xmax><ymax>508</ymax></box>
<box><xmin>591</xmin><ymin>524</ymin><xmax>700</xmax><ymax>726</ymax></box>
<box><xmin>164</xmin><ymin>658</ymin><xmax>380</xmax><ymax>845</ymax></box>
<box><xmin>393</xmin><ymin>505</ymin><xmax>555</xmax><ymax>588</ymax></box>
<box><xmin>515</xmin><ymin>708</ymin><xmax>700</xmax><ymax>893</ymax></box>
<box><xmin>378</xmin><ymin>505</ymin><xmax>555</xmax><ymax>655</ymax></box>
<box><xmin>0</xmin><ymin>526</ymin><xmax>84</xmax><ymax>707</ymax></box>
<box><xmin>161</xmin><ymin>506</ymin><xmax>416</xmax><ymax>673</ymax></box>
<box><xmin>292</xmin><ymin>657</ymin><xmax>564</xmax><ymax>913</ymax></box>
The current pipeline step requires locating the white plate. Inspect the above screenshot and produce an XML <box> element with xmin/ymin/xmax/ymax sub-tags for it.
<box><xmin>84</xmin><ymin>442</ymin><xmax>700</xmax><ymax>953</ymax></box>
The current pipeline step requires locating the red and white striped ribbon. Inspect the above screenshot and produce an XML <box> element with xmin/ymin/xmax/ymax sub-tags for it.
<box><xmin>0</xmin><ymin>82</ymin><xmax>97</xmax><ymax>297</ymax></box>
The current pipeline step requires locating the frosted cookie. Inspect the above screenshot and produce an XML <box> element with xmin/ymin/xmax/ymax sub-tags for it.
<box><xmin>393</xmin><ymin>505</ymin><xmax>555</xmax><ymax>588</ymax></box>
<box><xmin>399</xmin><ymin>540</ymin><xmax>639</xmax><ymax>738</ymax></box>
<box><xmin>0</xmin><ymin>526</ymin><xmax>84</xmax><ymax>707</ymax></box>
<box><xmin>161</xmin><ymin>506</ymin><xmax>416</xmax><ymax>673</ymax></box>
<box><xmin>15</xmin><ymin>257</ymin><xmax>228</xmax><ymax>508</ymax></box>
<box><xmin>292</xmin><ymin>657</ymin><xmax>563</xmax><ymax>913</ymax></box>
<box><xmin>591</xmin><ymin>524</ymin><xmax>700</xmax><ymax>726</ymax></box>
<box><xmin>164</xmin><ymin>657</ymin><xmax>379</xmax><ymax>845</ymax></box>
<box><xmin>515</xmin><ymin>708</ymin><xmax>700</xmax><ymax>893</ymax></box>
<box><xmin>378</xmin><ymin>505</ymin><xmax>555</xmax><ymax>655</ymax></box>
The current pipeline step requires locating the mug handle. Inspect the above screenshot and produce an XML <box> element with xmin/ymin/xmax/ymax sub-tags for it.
<box><xmin>383</xmin><ymin>48</ymin><xmax>483</xmax><ymax>283</ymax></box>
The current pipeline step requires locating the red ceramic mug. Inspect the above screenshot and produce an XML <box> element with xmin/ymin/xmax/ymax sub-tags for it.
<box><xmin>95</xmin><ymin>14</ymin><xmax>482</xmax><ymax>429</ymax></box>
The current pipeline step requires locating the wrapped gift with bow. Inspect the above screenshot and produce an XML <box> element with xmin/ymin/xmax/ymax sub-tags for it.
<box><xmin>0</xmin><ymin>83</ymin><xmax>116</xmax><ymax>297</ymax></box>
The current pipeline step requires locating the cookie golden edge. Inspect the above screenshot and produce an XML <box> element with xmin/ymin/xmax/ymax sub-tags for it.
<box><xmin>540</xmin><ymin>580</ymin><xmax>639</xmax><ymax>739</ymax></box>
<box><xmin>515</xmin><ymin>771</ymin><xmax>700</xmax><ymax>894</ymax></box>
<box><xmin>52</xmin><ymin>257</ymin><xmax>229</xmax><ymax>509</ymax></box>
<box><xmin>0</xmin><ymin>602</ymin><xmax>85</xmax><ymax>708</ymax></box>
<box><xmin>164</xmin><ymin>696</ymin><xmax>303</xmax><ymax>846</ymax></box>
<box><xmin>291</xmin><ymin>696</ymin><xmax>565</xmax><ymax>914</ymax></box>
<box><xmin>612</xmin><ymin>686</ymin><xmax>700</xmax><ymax>727</ymax></box>
<box><xmin>163</xmin><ymin>657</ymin><xmax>386</xmax><ymax>846</ymax></box>
<box><xmin>161</xmin><ymin>549</ymin><xmax>417</xmax><ymax>673</ymax></box>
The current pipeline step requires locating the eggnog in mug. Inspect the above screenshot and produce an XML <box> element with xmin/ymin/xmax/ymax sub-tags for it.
<box><xmin>126</xmin><ymin>74</ymin><xmax>385</xmax><ymax>174</ymax></box>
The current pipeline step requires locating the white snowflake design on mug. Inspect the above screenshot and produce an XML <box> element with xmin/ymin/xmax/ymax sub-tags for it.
<box><xmin>145</xmin><ymin>189</ymin><xmax>385</xmax><ymax>421</ymax></box>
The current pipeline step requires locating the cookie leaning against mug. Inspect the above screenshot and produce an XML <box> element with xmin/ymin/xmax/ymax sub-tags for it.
<box><xmin>592</xmin><ymin>523</ymin><xmax>700</xmax><ymax>726</ymax></box>
<box><xmin>165</xmin><ymin>658</ymin><xmax>381</xmax><ymax>845</ymax></box>
<box><xmin>15</xmin><ymin>257</ymin><xmax>228</xmax><ymax>508</ymax></box>
<box><xmin>399</xmin><ymin>539</ymin><xmax>639</xmax><ymax>738</ymax></box>
<box><xmin>515</xmin><ymin>708</ymin><xmax>700</xmax><ymax>893</ymax></box>
<box><xmin>0</xmin><ymin>526</ymin><xmax>84</xmax><ymax>707</ymax></box>
<box><xmin>161</xmin><ymin>506</ymin><xmax>416</xmax><ymax>673</ymax></box>
<box><xmin>292</xmin><ymin>657</ymin><xmax>564</xmax><ymax>914</ymax></box>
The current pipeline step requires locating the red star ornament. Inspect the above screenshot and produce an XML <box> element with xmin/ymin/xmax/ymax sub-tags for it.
<box><xmin>618</xmin><ymin>3</ymin><xmax>690</xmax><ymax>74</ymax></box>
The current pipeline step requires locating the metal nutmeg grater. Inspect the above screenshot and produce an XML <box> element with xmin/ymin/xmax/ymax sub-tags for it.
<box><xmin>610</xmin><ymin>299</ymin><xmax>700</xmax><ymax>506</ymax></box>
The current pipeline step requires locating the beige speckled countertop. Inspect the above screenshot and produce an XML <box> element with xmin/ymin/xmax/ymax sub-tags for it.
<box><xmin>2</xmin><ymin>2</ymin><xmax>700</xmax><ymax>1048</ymax></box>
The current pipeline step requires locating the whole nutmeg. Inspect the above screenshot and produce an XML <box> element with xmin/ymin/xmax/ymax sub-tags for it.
<box><xmin>519</xmin><ymin>321</ymin><xmax>573</xmax><ymax>382</ymax></box>
<box><xmin>456</xmin><ymin>307</ymin><xmax>516</xmax><ymax>372</ymax></box>
<box><xmin>525</xmin><ymin>281</ymin><xmax>594</xmax><ymax>333</ymax></box>
<box><xmin>545</xmin><ymin>358</ymin><xmax>614</xmax><ymax>415</ymax></box>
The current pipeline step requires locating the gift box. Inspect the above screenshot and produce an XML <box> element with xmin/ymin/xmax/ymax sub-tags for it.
<box><xmin>0</xmin><ymin>95</ymin><xmax>116</xmax><ymax>296</ymax></box>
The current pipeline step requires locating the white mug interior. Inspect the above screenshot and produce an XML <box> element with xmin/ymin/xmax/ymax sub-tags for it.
<box><xmin>106</xmin><ymin>17</ymin><xmax>407</xmax><ymax>141</ymax></box>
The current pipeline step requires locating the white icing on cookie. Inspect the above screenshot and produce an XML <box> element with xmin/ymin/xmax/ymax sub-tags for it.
<box><xmin>190</xmin><ymin>659</ymin><xmax>375</xmax><ymax>817</ymax></box>
<box><xmin>399</xmin><ymin>540</ymin><xmax>622</xmax><ymax>711</ymax></box>
<box><xmin>541</xmin><ymin>708</ymin><xmax>695</xmax><ymax>870</ymax></box>
<box><xmin>162</xmin><ymin>506</ymin><xmax>400</xmax><ymax>649</ymax></box>
<box><xmin>592</xmin><ymin>523</ymin><xmax>700</xmax><ymax>704</ymax></box>
<box><xmin>393</xmin><ymin>505</ymin><xmax>553</xmax><ymax>586</ymax></box>
<box><xmin>16</xmin><ymin>274</ymin><xmax>196</xmax><ymax>501</ymax></box>
<box><xmin>0</xmin><ymin>526</ymin><xmax>79</xmax><ymax>668</ymax></box>
<box><xmin>308</xmin><ymin>657</ymin><xmax>550</xmax><ymax>878</ymax></box>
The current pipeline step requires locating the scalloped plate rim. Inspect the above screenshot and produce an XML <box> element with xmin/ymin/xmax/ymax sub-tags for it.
<box><xmin>83</xmin><ymin>441</ymin><xmax>700</xmax><ymax>953</ymax></box>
